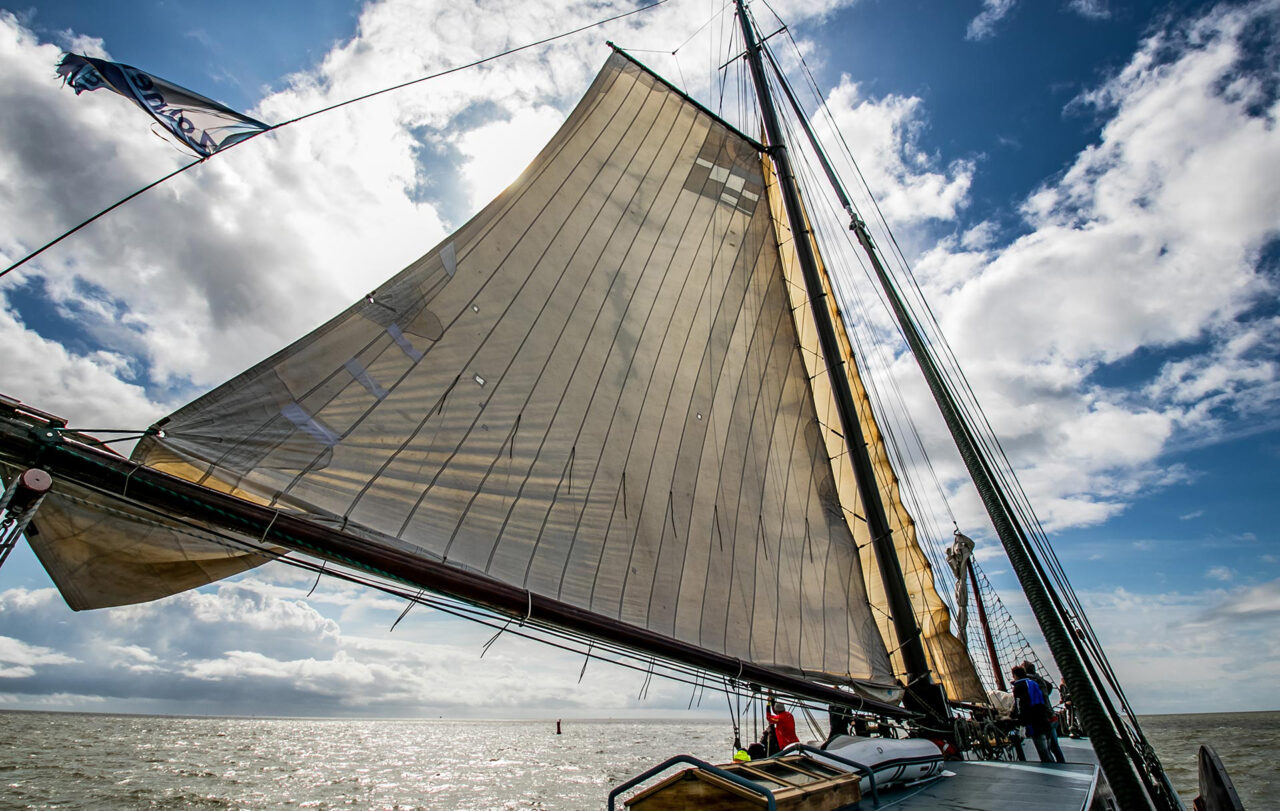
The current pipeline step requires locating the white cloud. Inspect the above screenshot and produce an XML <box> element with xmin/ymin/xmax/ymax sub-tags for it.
<box><xmin>452</xmin><ymin>104</ymin><xmax>567</xmax><ymax>209</ymax></box>
<box><xmin>1067</xmin><ymin>0</ymin><xmax>1111</xmax><ymax>21</ymax></box>
<box><xmin>1205</xmin><ymin>578</ymin><xmax>1280</xmax><ymax>621</ymax></box>
<box><xmin>872</xmin><ymin>0</ymin><xmax>1280</xmax><ymax>534</ymax></box>
<box><xmin>1074</xmin><ymin>581</ymin><xmax>1280</xmax><ymax>712</ymax></box>
<box><xmin>1206</xmin><ymin>565</ymin><xmax>1235</xmax><ymax>582</ymax></box>
<box><xmin>816</xmin><ymin>80</ymin><xmax>974</xmax><ymax>226</ymax></box>
<box><xmin>0</xmin><ymin>0</ymin><xmax>1276</xmax><ymax>721</ymax></box>
<box><xmin>0</xmin><ymin>0</ymin><xmax>875</xmax><ymax>427</ymax></box>
<box><xmin>0</xmin><ymin>573</ymin><xmax>703</xmax><ymax>716</ymax></box>
<box><xmin>0</xmin><ymin>635</ymin><xmax>78</xmax><ymax>667</ymax></box>
<box><xmin>967</xmin><ymin>0</ymin><xmax>1018</xmax><ymax>41</ymax></box>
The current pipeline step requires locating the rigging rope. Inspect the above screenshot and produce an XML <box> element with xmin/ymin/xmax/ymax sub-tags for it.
<box><xmin>2</xmin><ymin>432</ymin><xmax>902</xmax><ymax>730</ymax></box>
<box><xmin>1</xmin><ymin>0</ymin><xmax>670</xmax><ymax>280</ymax></box>
<box><xmin>748</xmin><ymin>10</ymin><xmax>1176</xmax><ymax>802</ymax></box>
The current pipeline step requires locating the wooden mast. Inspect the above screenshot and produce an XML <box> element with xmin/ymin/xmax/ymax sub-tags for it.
<box><xmin>968</xmin><ymin>562</ymin><xmax>1005</xmax><ymax>692</ymax></box>
<box><xmin>731</xmin><ymin>0</ymin><xmax>947</xmax><ymax>722</ymax></box>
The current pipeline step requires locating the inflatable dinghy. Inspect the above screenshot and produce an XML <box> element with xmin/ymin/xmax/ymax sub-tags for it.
<box><xmin>798</xmin><ymin>735</ymin><xmax>944</xmax><ymax>792</ymax></box>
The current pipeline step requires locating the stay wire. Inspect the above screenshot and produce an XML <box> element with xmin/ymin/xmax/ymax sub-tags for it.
<box><xmin>771</xmin><ymin>29</ymin><xmax>958</xmax><ymax>530</ymax></box>
<box><xmin>1</xmin><ymin>157</ymin><xmax>202</xmax><ymax>279</ymax></box>
<box><xmin>1</xmin><ymin>0</ymin><xmax>670</xmax><ymax>280</ymax></box>
<box><xmin>776</xmin><ymin>15</ymin><xmax>1149</xmax><ymax>742</ymax></box>
<box><xmin>762</xmin><ymin>34</ymin><xmax>960</xmax><ymax>552</ymax></box>
<box><xmin>766</xmin><ymin>60</ymin><xmax>961</xmax><ymax>621</ymax></box>
<box><xmin>773</xmin><ymin>32</ymin><xmax>1019</xmax><ymax>622</ymax></box>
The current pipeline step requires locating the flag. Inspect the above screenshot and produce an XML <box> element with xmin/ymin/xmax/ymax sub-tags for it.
<box><xmin>57</xmin><ymin>53</ymin><xmax>270</xmax><ymax>158</ymax></box>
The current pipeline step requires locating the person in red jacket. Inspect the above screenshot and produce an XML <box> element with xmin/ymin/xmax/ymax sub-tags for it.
<box><xmin>767</xmin><ymin>699</ymin><xmax>799</xmax><ymax>752</ymax></box>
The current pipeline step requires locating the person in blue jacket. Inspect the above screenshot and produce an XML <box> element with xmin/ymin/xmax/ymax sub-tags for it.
<box><xmin>1011</xmin><ymin>665</ymin><xmax>1056</xmax><ymax>763</ymax></box>
<box><xmin>1023</xmin><ymin>661</ymin><xmax>1066</xmax><ymax>763</ymax></box>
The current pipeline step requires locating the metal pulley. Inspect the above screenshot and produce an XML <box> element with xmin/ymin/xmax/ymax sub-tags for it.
<box><xmin>0</xmin><ymin>468</ymin><xmax>53</xmax><ymax>570</ymax></box>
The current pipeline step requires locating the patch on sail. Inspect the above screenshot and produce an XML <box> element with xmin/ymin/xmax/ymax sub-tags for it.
<box><xmin>683</xmin><ymin>132</ymin><xmax>763</xmax><ymax>215</ymax></box>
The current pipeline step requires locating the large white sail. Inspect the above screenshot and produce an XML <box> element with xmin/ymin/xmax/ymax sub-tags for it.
<box><xmin>23</xmin><ymin>53</ymin><xmax>901</xmax><ymax>689</ymax></box>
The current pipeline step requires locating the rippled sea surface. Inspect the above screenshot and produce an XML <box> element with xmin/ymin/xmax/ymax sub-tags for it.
<box><xmin>1139</xmin><ymin>711</ymin><xmax>1277</xmax><ymax>809</ymax></box>
<box><xmin>0</xmin><ymin>711</ymin><xmax>1274</xmax><ymax>809</ymax></box>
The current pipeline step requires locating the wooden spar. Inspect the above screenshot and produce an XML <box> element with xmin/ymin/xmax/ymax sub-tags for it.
<box><xmin>968</xmin><ymin>562</ymin><xmax>1004</xmax><ymax>692</ymax></box>
<box><xmin>730</xmin><ymin>0</ymin><xmax>941</xmax><ymax>714</ymax></box>
<box><xmin>0</xmin><ymin>404</ymin><xmax>909</xmax><ymax>719</ymax></box>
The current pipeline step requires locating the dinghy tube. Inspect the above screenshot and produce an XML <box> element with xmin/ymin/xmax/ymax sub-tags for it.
<box><xmin>797</xmin><ymin>735</ymin><xmax>944</xmax><ymax>792</ymax></box>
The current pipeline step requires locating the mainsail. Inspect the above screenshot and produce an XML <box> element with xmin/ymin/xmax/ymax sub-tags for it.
<box><xmin>15</xmin><ymin>52</ymin><xmax>960</xmax><ymax>693</ymax></box>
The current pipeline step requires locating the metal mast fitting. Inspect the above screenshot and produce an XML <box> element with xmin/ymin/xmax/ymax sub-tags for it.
<box><xmin>0</xmin><ymin>468</ymin><xmax>52</xmax><ymax>570</ymax></box>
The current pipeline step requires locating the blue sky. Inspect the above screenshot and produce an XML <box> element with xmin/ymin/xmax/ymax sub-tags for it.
<box><xmin>0</xmin><ymin>0</ymin><xmax>1277</xmax><ymax>718</ymax></box>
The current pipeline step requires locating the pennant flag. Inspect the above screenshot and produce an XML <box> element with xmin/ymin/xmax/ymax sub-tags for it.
<box><xmin>57</xmin><ymin>53</ymin><xmax>270</xmax><ymax>158</ymax></box>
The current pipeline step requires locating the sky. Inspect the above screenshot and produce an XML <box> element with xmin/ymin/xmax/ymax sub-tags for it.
<box><xmin>0</xmin><ymin>0</ymin><xmax>1277</xmax><ymax>722</ymax></box>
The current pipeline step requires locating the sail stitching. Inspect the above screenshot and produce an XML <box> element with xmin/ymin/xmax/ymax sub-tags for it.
<box><xmin>281</xmin><ymin>74</ymin><xmax>648</xmax><ymax>542</ymax></box>
<box><xmin>163</xmin><ymin>56</ymin><xmax>632</xmax><ymax>493</ymax></box>
<box><xmin>671</xmin><ymin>191</ymin><xmax>777</xmax><ymax>646</ymax></box>
<box><xmin>659</xmin><ymin>201</ymin><xmax>760</xmax><ymax>640</ymax></box>
<box><xmin>735</xmin><ymin>262</ymin><xmax>794</xmax><ymax>666</ymax></box>
<box><xmin>614</xmin><ymin>177</ymin><xmax>753</xmax><ymax>627</ymax></box>
<box><xmin>454</xmin><ymin>83</ymin><xmax>687</xmax><ymax>581</ymax></box>
<box><xmin>189</xmin><ymin>60</ymin><xmax>633</xmax><ymax>510</ymax></box>
<box><xmin>562</xmin><ymin>128</ymin><xmax>725</xmax><ymax>608</ymax></box>
<box><xmin>579</xmin><ymin>193</ymin><xmax>723</xmax><ymax>614</ymax></box>
<box><xmin>603</xmin><ymin>139</ymin><xmax>747</xmax><ymax>619</ymax></box>
<box><xmin>389</xmin><ymin>74</ymin><xmax>661</xmax><ymax>552</ymax></box>
<box><xmin>707</xmin><ymin>207</ymin><xmax>773</xmax><ymax>659</ymax></box>
<box><xmin>606</xmin><ymin>132</ymin><xmax>743</xmax><ymax>622</ymax></box>
<box><xmin>549</xmin><ymin>110</ymin><xmax>712</xmax><ymax>602</ymax></box>
<box><xmin>681</xmin><ymin>213</ymin><xmax>777</xmax><ymax>646</ymax></box>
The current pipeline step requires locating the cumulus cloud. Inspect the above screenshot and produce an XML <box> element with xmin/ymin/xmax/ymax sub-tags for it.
<box><xmin>0</xmin><ymin>0</ymin><xmax>875</xmax><ymax>430</ymax></box>
<box><xmin>0</xmin><ymin>573</ymin><xmax>699</xmax><ymax>716</ymax></box>
<box><xmin>869</xmin><ymin>0</ymin><xmax>1280</xmax><ymax>534</ymax></box>
<box><xmin>1</xmin><ymin>0</ymin><xmax>1277</xmax><ymax>719</ymax></box>
<box><xmin>815</xmin><ymin>79</ymin><xmax>974</xmax><ymax>225</ymax></box>
<box><xmin>0</xmin><ymin>635</ymin><xmax>78</xmax><ymax>668</ymax></box>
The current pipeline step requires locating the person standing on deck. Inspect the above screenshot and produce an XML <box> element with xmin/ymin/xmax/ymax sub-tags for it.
<box><xmin>1011</xmin><ymin>665</ymin><xmax>1054</xmax><ymax>763</ymax></box>
<box><xmin>767</xmin><ymin>699</ymin><xmax>799</xmax><ymax>752</ymax></box>
<box><xmin>825</xmin><ymin>704</ymin><xmax>852</xmax><ymax>746</ymax></box>
<box><xmin>1023</xmin><ymin>661</ymin><xmax>1066</xmax><ymax>763</ymax></box>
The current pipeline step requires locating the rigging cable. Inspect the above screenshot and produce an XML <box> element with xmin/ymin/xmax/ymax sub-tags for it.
<box><xmin>757</xmin><ymin>11</ymin><xmax>1176</xmax><ymax>802</ymax></box>
<box><xmin>1</xmin><ymin>433</ymin><xmax>900</xmax><ymax>725</ymax></box>
<box><xmin>763</xmin><ymin>57</ymin><xmax>964</xmax><ymax>637</ymax></box>
<box><xmin>1</xmin><ymin>0</ymin><xmax>671</xmax><ymax>280</ymax></box>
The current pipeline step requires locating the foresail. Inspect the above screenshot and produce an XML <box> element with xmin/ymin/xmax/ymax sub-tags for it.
<box><xmin>761</xmin><ymin>159</ymin><xmax>987</xmax><ymax>704</ymax></box>
<box><xmin>8</xmin><ymin>464</ymin><xmax>272</xmax><ymax>611</ymax></box>
<box><xmin>39</xmin><ymin>52</ymin><xmax>897</xmax><ymax>688</ymax></box>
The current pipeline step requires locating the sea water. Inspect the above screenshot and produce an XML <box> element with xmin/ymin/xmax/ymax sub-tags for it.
<box><xmin>0</xmin><ymin>711</ymin><xmax>1274</xmax><ymax>809</ymax></box>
